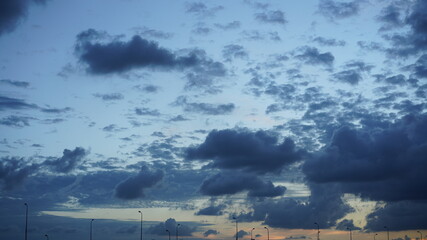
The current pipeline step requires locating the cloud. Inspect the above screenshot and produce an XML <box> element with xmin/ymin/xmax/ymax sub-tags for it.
<box><xmin>0</xmin><ymin>157</ymin><xmax>38</xmax><ymax>190</ymax></box>
<box><xmin>204</xmin><ymin>229</ymin><xmax>219</xmax><ymax>237</ymax></box>
<box><xmin>186</xmin><ymin>128</ymin><xmax>304</xmax><ymax>174</ymax></box>
<box><xmin>295</xmin><ymin>47</ymin><xmax>334</xmax><ymax>67</ymax></box>
<box><xmin>365</xmin><ymin>201</ymin><xmax>427</xmax><ymax>231</ymax></box>
<box><xmin>222</xmin><ymin>44</ymin><xmax>248</xmax><ymax>61</ymax></box>
<box><xmin>332</xmin><ymin>60</ymin><xmax>373</xmax><ymax>85</ymax></box>
<box><xmin>146</xmin><ymin>218</ymin><xmax>195</xmax><ymax>236</ymax></box>
<box><xmin>303</xmin><ymin>113</ymin><xmax>427</xmax><ymax>202</ymax></box>
<box><xmin>102</xmin><ymin>124</ymin><xmax>126</xmax><ymax>132</ymax></box>
<box><xmin>233</xmin><ymin>183</ymin><xmax>352</xmax><ymax>229</ymax></box>
<box><xmin>135</xmin><ymin>107</ymin><xmax>161</xmax><ymax>116</ymax></box>
<box><xmin>412</xmin><ymin>54</ymin><xmax>427</xmax><ymax>78</ymax></box>
<box><xmin>0</xmin><ymin>0</ymin><xmax>47</xmax><ymax>36</ymax></box>
<box><xmin>235</xmin><ymin>230</ymin><xmax>248</xmax><ymax>238</ymax></box>
<box><xmin>115</xmin><ymin>165</ymin><xmax>163</xmax><ymax>200</ymax></box>
<box><xmin>0</xmin><ymin>115</ymin><xmax>34</xmax><ymax>128</ymax></box>
<box><xmin>134</xmin><ymin>84</ymin><xmax>160</xmax><ymax>93</ymax></box>
<box><xmin>75</xmin><ymin>29</ymin><xmax>226</xmax><ymax>78</ymax></box>
<box><xmin>0</xmin><ymin>79</ymin><xmax>30</xmax><ymax>88</ymax></box>
<box><xmin>313</xmin><ymin>37</ymin><xmax>346</xmax><ymax>47</ymax></box>
<box><xmin>173</xmin><ymin>96</ymin><xmax>235</xmax><ymax>115</ymax></box>
<box><xmin>44</xmin><ymin>147</ymin><xmax>87</xmax><ymax>173</ymax></box>
<box><xmin>317</xmin><ymin>0</ymin><xmax>361</xmax><ymax>21</ymax></box>
<box><xmin>215</xmin><ymin>21</ymin><xmax>241</xmax><ymax>30</ymax></box>
<box><xmin>195</xmin><ymin>204</ymin><xmax>226</xmax><ymax>216</ymax></box>
<box><xmin>40</xmin><ymin>107</ymin><xmax>72</xmax><ymax>114</ymax></box>
<box><xmin>335</xmin><ymin>219</ymin><xmax>361</xmax><ymax>231</ymax></box>
<box><xmin>0</xmin><ymin>95</ymin><xmax>38</xmax><ymax>111</ymax></box>
<box><xmin>185</xmin><ymin>2</ymin><xmax>224</xmax><ymax>18</ymax></box>
<box><xmin>133</xmin><ymin>26</ymin><xmax>173</xmax><ymax>39</ymax></box>
<box><xmin>199</xmin><ymin>171</ymin><xmax>285</xmax><ymax>197</ymax></box>
<box><xmin>93</xmin><ymin>93</ymin><xmax>124</xmax><ymax>101</ymax></box>
<box><xmin>255</xmin><ymin>10</ymin><xmax>287</xmax><ymax>25</ymax></box>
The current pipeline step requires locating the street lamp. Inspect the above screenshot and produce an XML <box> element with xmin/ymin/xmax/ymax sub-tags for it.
<box><xmin>24</xmin><ymin>203</ymin><xmax>28</xmax><ymax>240</ymax></box>
<box><xmin>251</xmin><ymin>228</ymin><xmax>255</xmax><ymax>240</ymax></box>
<box><xmin>417</xmin><ymin>231</ymin><xmax>423</xmax><ymax>240</ymax></box>
<box><xmin>314</xmin><ymin>222</ymin><xmax>320</xmax><ymax>240</ymax></box>
<box><xmin>176</xmin><ymin>224</ymin><xmax>181</xmax><ymax>240</ymax></box>
<box><xmin>374</xmin><ymin>233</ymin><xmax>378</xmax><ymax>240</ymax></box>
<box><xmin>45</xmin><ymin>234</ymin><xmax>49</xmax><ymax>240</ymax></box>
<box><xmin>138</xmin><ymin>211</ymin><xmax>143</xmax><ymax>240</ymax></box>
<box><xmin>384</xmin><ymin>226</ymin><xmax>389</xmax><ymax>240</ymax></box>
<box><xmin>346</xmin><ymin>227</ymin><xmax>352</xmax><ymax>240</ymax></box>
<box><xmin>90</xmin><ymin>219</ymin><xmax>94</xmax><ymax>240</ymax></box>
<box><xmin>233</xmin><ymin>217</ymin><xmax>238</xmax><ymax>240</ymax></box>
<box><xmin>264</xmin><ymin>227</ymin><xmax>269</xmax><ymax>240</ymax></box>
<box><xmin>166</xmin><ymin>230</ymin><xmax>171</xmax><ymax>240</ymax></box>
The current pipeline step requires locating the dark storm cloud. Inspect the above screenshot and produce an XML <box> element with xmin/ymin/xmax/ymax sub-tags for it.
<box><xmin>295</xmin><ymin>47</ymin><xmax>334</xmax><ymax>67</ymax></box>
<box><xmin>173</xmin><ymin>96</ymin><xmax>235</xmax><ymax>115</ymax></box>
<box><xmin>0</xmin><ymin>0</ymin><xmax>47</xmax><ymax>36</ymax></box>
<box><xmin>186</xmin><ymin>128</ymin><xmax>304</xmax><ymax>174</ymax></box>
<box><xmin>312</xmin><ymin>37</ymin><xmax>346</xmax><ymax>47</ymax></box>
<box><xmin>233</xmin><ymin>184</ymin><xmax>352</xmax><ymax>229</ymax></box>
<box><xmin>200</xmin><ymin>172</ymin><xmax>285</xmax><ymax>197</ymax></box>
<box><xmin>317</xmin><ymin>0</ymin><xmax>361</xmax><ymax>20</ymax></box>
<box><xmin>0</xmin><ymin>157</ymin><xmax>37</xmax><ymax>190</ymax></box>
<box><xmin>222</xmin><ymin>44</ymin><xmax>248</xmax><ymax>61</ymax></box>
<box><xmin>0</xmin><ymin>115</ymin><xmax>34</xmax><ymax>128</ymax></box>
<box><xmin>383</xmin><ymin>1</ymin><xmax>427</xmax><ymax>57</ymax></box>
<box><xmin>335</xmin><ymin>219</ymin><xmax>361</xmax><ymax>231</ymax></box>
<box><xmin>204</xmin><ymin>229</ymin><xmax>219</xmax><ymax>237</ymax></box>
<box><xmin>93</xmin><ymin>93</ymin><xmax>124</xmax><ymax>101</ymax></box>
<box><xmin>365</xmin><ymin>201</ymin><xmax>427</xmax><ymax>231</ymax></box>
<box><xmin>115</xmin><ymin>165</ymin><xmax>163</xmax><ymax>200</ymax></box>
<box><xmin>215</xmin><ymin>21</ymin><xmax>241</xmax><ymax>30</ymax></box>
<box><xmin>0</xmin><ymin>95</ymin><xmax>38</xmax><ymax>111</ymax></box>
<box><xmin>146</xmin><ymin>218</ymin><xmax>195</xmax><ymax>236</ymax></box>
<box><xmin>185</xmin><ymin>2</ymin><xmax>224</xmax><ymax>18</ymax></box>
<box><xmin>75</xmin><ymin>29</ymin><xmax>226</xmax><ymax>78</ymax></box>
<box><xmin>303</xmin><ymin>113</ymin><xmax>427</xmax><ymax>202</ymax></box>
<box><xmin>44</xmin><ymin>147</ymin><xmax>87</xmax><ymax>173</ymax></box>
<box><xmin>135</xmin><ymin>107</ymin><xmax>161</xmax><ymax>116</ymax></box>
<box><xmin>0</xmin><ymin>79</ymin><xmax>30</xmax><ymax>88</ymax></box>
<box><xmin>195</xmin><ymin>204</ymin><xmax>226</xmax><ymax>216</ymax></box>
<box><xmin>255</xmin><ymin>10</ymin><xmax>287</xmax><ymax>25</ymax></box>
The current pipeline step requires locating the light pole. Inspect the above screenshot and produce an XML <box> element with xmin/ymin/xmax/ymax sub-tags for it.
<box><xmin>90</xmin><ymin>219</ymin><xmax>94</xmax><ymax>240</ymax></box>
<box><xmin>138</xmin><ymin>211</ymin><xmax>143</xmax><ymax>240</ymax></box>
<box><xmin>251</xmin><ymin>228</ymin><xmax>255</xmax><ymax>240</ymax></box>
<box><xmin>417</xmin><ymin>231</ymin><xmax>423</xmax><ymax>240</ymax></box>
<box><xmin>45</xmin><ymin>234</ymin><xmax>49</xmax><ymax>240</ymax></box>
<box><xmin>264</xmin><ymin>227</ymin><xmax>269</xmax><ymax>240</ymax></box>
<box><xmin>346</xmin><ymin>227</ymin><xmax>352</xmax><ymax>240</ymax></box>
<box><xmin>24</xmin><ymin>203</ymin><xmax>28</xmax><ymax>240</ymax></box>
<box><xmin>314</xmin><ymin>222</ymin><xmax>320</xmax><ymax>240</ymax></box>
<box><xmin>233</xmin><ymin>217</ymin><xmax>238</xmax><ymax>240</ymax></box>
<box><xmin>374</xmin><ymin>233</ymin><xmax>378</xmax><ymax>240</ymax></box>
<box><xmin>176</xmin><ymin>224</ymin><xmax>180</xmax><ymax>240</ymax></box>
<box><xmin>384</xmin><ymin>226</ymin><xmax>389</xmax><ymax>240</ymax></box>
<box><xmin>166</xmin><ymin>230</ymin><xmax>171</xmax><ymax>240</ymax></box>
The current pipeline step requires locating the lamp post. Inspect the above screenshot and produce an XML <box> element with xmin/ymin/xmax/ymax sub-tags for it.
<box><xmin>346</xmin><ymin>227</ymin><xmax>352</xmax><ymax>240</ymax></box>
<box><xmin>176</xmin><ymin>224</ymin><xmax>180</xmax><ymax>240</ymax></box>
<box><xmin>264</xmin><ymin>227</ymin><xmax>269</xmax><ymax>240</ymax></box>
<box><xmin>45</xmin><ymin>234</ymin><xmax>49</xmax><ymax>240</ymax></box>
<box><xmin>138</xmin><ymin>211</ymin><xmax>143</xmax><ymax>240</ymax></box>
<box><xmin>251</xmin><ymin>228</ymin><xmax>255</xmax><ymax>240</ymax></box>
<box><xmin>314</xmin><ymin>222</ymin><xmax>320</xmax><ymax>240</ymax></box>
<box><xmin>24</xmin><ymin>203</ymin><xmax>28</xmax><ymax>240</ymax></box>
<box><xmin>417</xmin><ymin>231</ymin><xmax>423</xmax><ymax>240</ymax></box>
<box><xmin>384</xmin><ymin>226</ymin><xmax>389</xmax><ymax>240</ymax></box>
<box><xmin>166</xmin><ymin>230</ymin><xmax>171</xmax><ymax>240</ymax></box>
<box><xmin>374</xmin><ymin>233</ymin><xmax>378</xmax><ymax>240</ymax></box>
<box><xmin>233</xmin><ymin>217</ymin><xmax>238</xmax><ymax>240</ymax></box>
<box><xmin>90</xmin><ymin>219</ymin><xmax>94</xmax><ymax>240</ymax></box>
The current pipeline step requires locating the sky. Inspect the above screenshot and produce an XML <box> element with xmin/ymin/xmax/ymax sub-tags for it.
<box><xmin>1</xmin><ymin>0</ymin><xmax>427</xmax><ymax>240</ymax></box>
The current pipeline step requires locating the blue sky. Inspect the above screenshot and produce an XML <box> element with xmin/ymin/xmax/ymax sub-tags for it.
<box><xmin>1</xmin><ymin>0</ymin><xmax>427</xmax><ymax>240</ymax></box>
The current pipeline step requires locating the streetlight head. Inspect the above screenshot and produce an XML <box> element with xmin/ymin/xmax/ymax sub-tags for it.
<box><xmin>91</xmin><ymin>219</ymin><xmax>94</xmax><ymax>221</ymax></box>
<box><xmin>264</xmin><ymin>227</ymin><xmax>267</xmax><ymax>229</ymax></box>
<box><xmin>139</xmin><ymin>210</ymin><xmax>141</xmax><ymax>213</ymax></box>
<box><xmin>24</xmin><ymin>203</ymin><xmax>27</xmax><ymax>206</ymax></box>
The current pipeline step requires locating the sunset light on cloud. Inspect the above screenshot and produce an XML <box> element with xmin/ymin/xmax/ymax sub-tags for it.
<box><xmin>1</xmin><ymin>0</ymin><xmax>427</xmax><ymax>240</ymax></box>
